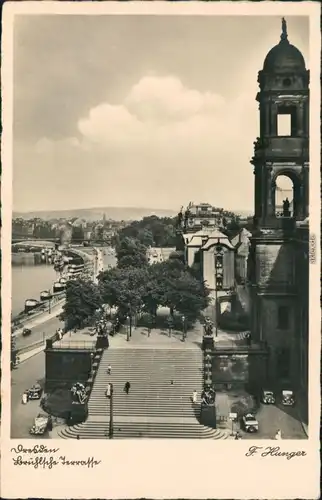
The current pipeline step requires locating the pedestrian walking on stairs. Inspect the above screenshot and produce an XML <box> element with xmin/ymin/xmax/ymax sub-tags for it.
<box><xmin>192</xmin><ymin>390</ymin><xmax>198</xmax><ymax>403</ymax></box>
<box><xmin>107</xmin><ymin>364</ymin><xmax>112</xmax><ymax>375</ymax></box>
<box><xmin>124</xmin><ymin>381</ymin><xmax>131</xmax><ymax>394</ymax></box>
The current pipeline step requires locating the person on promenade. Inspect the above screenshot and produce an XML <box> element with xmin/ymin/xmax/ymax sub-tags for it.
<box><xmin>274</xmin><ymin>429</ymin><xmax>282</xmax><ymax>440</ymax></box>
<box><xmin>245</xmin><ymin>332</ymin><xmax>251</xmax><ymax>346</ymax></box>
<box><xmin>124</xmin><ymin>381</ymin><xmax>131</xmax><ymax>394</ymax></box>
<box><xmin>192</xmin><ymin>390</ymin><xmax>198</xmax><ymax>403</ymax></box>
<box><xmin>107</xmin><ymin>364</ymin><xmax>112</xmax><ymax>375</ymax></box>
<box><xmin>22</xmin><ymin>391</ymin><xmax>28</xmax><ymax>404</ymax></box>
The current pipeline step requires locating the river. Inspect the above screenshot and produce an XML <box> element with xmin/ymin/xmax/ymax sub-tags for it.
<box><xmin>11</xmin><ymin>248</ymin><xmax>117</xmax><ymax>317</ymax></box>
<box><xmin>12</xmin><ymin>256</ymin><xmax>58</xmax><ymax>317</ymax></box>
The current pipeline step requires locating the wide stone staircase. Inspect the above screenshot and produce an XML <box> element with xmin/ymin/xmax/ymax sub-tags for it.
<box><xmin>58</xmin><ymin>347</ymin><xmax>229</xmax><ymax>439</ymax></box>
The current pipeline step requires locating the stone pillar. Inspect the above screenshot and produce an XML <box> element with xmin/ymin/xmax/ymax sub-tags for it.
<box><xmin>271</xmin><ymin>179</ymin><xmax>276</xmax><ymax>216</ymax></box>
<box><xmin>302</xmin><ymin>166</ymin><xmax>309</xmax><ymax>218</ymax></box>
<box><xmin>297</xmin><ymin>102</ymin><xmax>304</xmax><ymax>136</ymax></box>
<box><xmin>271</xmin><ymin>104</ymin><xmax>277</xmax><ymax>136</ymax></box>
<box><xmin>304</xmin><ymin>101</ymin><xmax>309</xmax><ymax>136</ymax></box>
<box><xmin>266</xmin><ymin>167</ymin><xmax>274</xmax><ymax>219</ymax></box>
<box><xmin>265</xmin><ymin>102</ymin><xmax>271</xmax><ymax>136</ymax></box>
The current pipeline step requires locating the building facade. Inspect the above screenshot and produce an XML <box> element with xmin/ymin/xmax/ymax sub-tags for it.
<box><xmin>179</xmin><ymin>202</ymin><xmax>225</xmax><ymax>233</ymax></box>
<box><xmin>248</xmin><ymin>19</ymin><xmax>309</xmax><ymax>411</ymax></box>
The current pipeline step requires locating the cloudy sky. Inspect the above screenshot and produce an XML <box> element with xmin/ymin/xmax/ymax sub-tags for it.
<box><xmin>12</xmin><ymin>14</ymin><xmax>309</xmax><ymax>213</ymax></box>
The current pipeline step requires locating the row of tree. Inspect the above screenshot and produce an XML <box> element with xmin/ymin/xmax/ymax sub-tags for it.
<box><xmin>114</xmin><ymin>215</ymin><xmax>178</xmax><ymax>248</ymax></box>
<box><xmin>61</xmin><ymin>233</ymin><xmax>210</xmax><ymax>330</ymax></box>
<box><xmin>99</xmin><ymin>256</ymin><xmax>210</xmax><ymax>325</ymax></box>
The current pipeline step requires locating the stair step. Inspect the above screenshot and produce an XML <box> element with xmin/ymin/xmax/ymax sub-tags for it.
<box><xmin>65</xmin><ymin>347</ymin><xmax>212</xmax><ymax>439</ymax></box>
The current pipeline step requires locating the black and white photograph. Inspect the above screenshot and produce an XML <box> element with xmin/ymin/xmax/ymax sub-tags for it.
<box><xmin>1</xmin><ymin>2</ymin><xmax>320</xmax><ymax>499</ymax></box>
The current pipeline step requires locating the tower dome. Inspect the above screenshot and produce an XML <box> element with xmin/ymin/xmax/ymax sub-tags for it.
<box><xmin>263</xmin><ymin>18</ymin><xmax>306</xmax><ymax>73</ymax></box>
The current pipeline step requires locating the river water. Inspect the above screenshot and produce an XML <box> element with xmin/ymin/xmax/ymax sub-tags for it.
<box><xmin>11</xmin><ymin>248</ymin><xmax>117</xmax><ymax>317</ymax></box>
<box><xmin>11</xmin><ymin>257</ymin><xmax>58</xmax><ymax>317</ymax></box>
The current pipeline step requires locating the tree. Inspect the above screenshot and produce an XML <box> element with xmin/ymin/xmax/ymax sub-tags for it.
<box><xmin>137</xmin><ymin>228</ymin><xmax>155</xmax><ymax>247</ymax></box>
<box><xmin>61</xmin><ymin>279</ymin><xmax>103</xmax><ymax>329</ymax></box>
<box><xmin>145</xmin><ymin>258</ymin><xmax>210</xmax><ymax>323</ymax></box>
<box><xmin>164</xmin><ymin>270</ymin><xmax>210</xmax><ymax>323</ymax></box>
<box><xmin>99</xmin><ymin>267</ymin><xmax>149</xmax><ymax>321</ymax></box>
<box><xmin>116</xmin><ymin>215</ymin><xmax>177</xmax><ymax>248</ymax></box>
<box><xmin>141</xmin><ymin>265</ymin><xmax>167</xmax><ymax>320</ymax></box>
<box><xmin>115</xmin><ymin>237</ymin><xmax>148</xmax><ymax>269</ymax></box>
<box><xmin>226</xmin><ymin>216</ymin><xmax>241</xmax><ymax>232</ymax></box>
<box><xmin>71</xmin><ymin>225</ymin><xmax>84</xmax><ymax>243</ymax></box>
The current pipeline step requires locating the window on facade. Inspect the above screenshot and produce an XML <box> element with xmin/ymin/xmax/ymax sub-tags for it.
<box><xmin>277</xmin><ymin>113</ymin><xmax>291</xmax><ymax>136</ymax></box>
<box><xmin>216</xmin><ymin>255</ymin><xmax>223</xmax><ymax>269</ymax></box>
<box><xmin>216</xmin><ymin>277</ymin><xmax>223</xmax><ymax>290</ymax></box>
<box><xmin>278</xmin><ymin>306</ymin><xmax>289</xmax><ymax>329</ymax></box>
<box><xmin>277</xmin><ymin>106</ymin><xmax>297</xmax><ymax>137</ymax></box>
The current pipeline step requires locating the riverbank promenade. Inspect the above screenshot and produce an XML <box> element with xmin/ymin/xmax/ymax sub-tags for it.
<box><xmin>12</xmin><ymin>246</ymin><xmax>103</xmax><ymax>350</ymax></box>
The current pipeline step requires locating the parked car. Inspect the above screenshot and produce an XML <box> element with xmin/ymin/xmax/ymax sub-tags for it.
<box><xmin>28</xmin><ymin>383</ymin><xmax>43</xmax><ymax>400</ymax></box>
<box><xmin>242</xmin><ymin>413</ymin><xmax>259</xmax><ymax>433</ymax></box>
<box><xmin>261</xmin><ymin>389</ymin><xmax>276</xmax><ymax>404</ymax></box>
<box><xmin>22</xmin><ymin>328</ymin><xmax>32</xmax><ymax>336</ymax></box>
<box><xmin>30</xmin><ymin>414</ymin><xmax>51</xmax><ymax>435</ymax></box>
<box><xmin>281</xmin><ymin>390</ymin><xmax>295</xmax><ymax>406</ymax></box>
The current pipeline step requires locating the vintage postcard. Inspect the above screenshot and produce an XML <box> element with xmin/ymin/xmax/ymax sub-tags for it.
<box><xmin>1</xmin><ymin>1</ymin><xmax>321</xmax><ymax>498</ymax></box>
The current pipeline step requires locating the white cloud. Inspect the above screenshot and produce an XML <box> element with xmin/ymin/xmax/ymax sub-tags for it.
<box><xmin>125</xmin><ymin>75</ymin><xmax>226</xmax><ymax>122</ymax></box>
<box><xmin>74</xmin><ymin>75</ymin><xmax>255</xmax><ymax>155</ymax></box>
<box><xmin>26</xmin><ymin>75</ymin><xmax>258</xmax><ymax>212</ymax></box>
<box><xmin>78</xmin><ymin>104</ymin><xmax>146</xmax><ymax>147</ymax></box>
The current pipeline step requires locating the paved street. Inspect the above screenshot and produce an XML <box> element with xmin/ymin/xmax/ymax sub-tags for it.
<box><xmin>239</xmin><ymin>402</ymin><xmax>306</xmax><ymax>439</ymax></box>
<box><xmin>11</xmin><ymin>351</ymin><xmax>46</xmax><ymax>438</ymax></box>
<box><xmin>15</xmin><ymin>315</ymin><xmax>63</xmax><ymax>350</ymax></box>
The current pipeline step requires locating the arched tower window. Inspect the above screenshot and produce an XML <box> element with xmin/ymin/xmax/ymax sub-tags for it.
<box><xmin>273</xmin><ymin>172</ymin><xmax>303</xmax><ymax>219</ymax></box>
<box><xmin>274</xmin><ymin>175</ymin><xmax>294</xmax><ymax>217</ymax></box>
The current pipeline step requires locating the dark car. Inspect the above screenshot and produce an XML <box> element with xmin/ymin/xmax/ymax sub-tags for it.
<box><xmin>22</xmin><ymin>328</ymin><xmax>32</xmax><ymax>336</ymax></box>
<box><xmin>261</xmin><ymin>389</ymin><xmax>276</xmax><ymax>404</ymax></box>
<box><xmin>281</xmin><ymin>390</ymin><xmax>295</xmax><ymax>406</ymax></box>
<box><xmin>28</xmin><ymin>383</ymin><xmax>43</xmax><ymax>400</ymax></box>
<box><xmin>242</xmin><ymin>413</ymin><xmax>259</xmax><ymax>433</ymax></box>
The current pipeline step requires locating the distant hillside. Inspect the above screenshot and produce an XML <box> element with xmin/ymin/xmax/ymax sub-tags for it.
<box><xmin>13</xmin><ymin>206</ymin><xmax>178</xmax><ymax>222</ymax></box>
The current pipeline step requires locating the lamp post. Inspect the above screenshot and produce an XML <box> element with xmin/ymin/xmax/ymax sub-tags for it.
<box><xmin>107</xmin><ymin>383</ymin><xmax>114</xmax><ymax>439</ymax></box>
<box><xmin>129</xmin><ymin>304</ymin><xmax>133</xmax><ymax>338</ymax></box>
<box><xmin>182</xmin><ymin>315</ymin><xmax>186</xmax><ymax>342</ymax></box>
<box><xmin>126</xmin><ymin>316</ymin><xmax>130</xmax><ymax>342</ymax></box>
<box><xmin>48</xmin><ymin>291</ymin><xmax>51</xmax><ymax>314</ymax></box>
<box><xmin>215</xmin><ymin>246</ymin><xmax>224</xmax><ymax>338</ymax></box>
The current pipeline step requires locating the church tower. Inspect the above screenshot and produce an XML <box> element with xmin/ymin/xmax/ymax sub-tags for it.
<box><xmin>248</xmin><ymin>19</ymin><xmax>309</xmax><ymax>390</ymax></box>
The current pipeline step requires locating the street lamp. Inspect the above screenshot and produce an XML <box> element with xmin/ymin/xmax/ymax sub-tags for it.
<box><xmin>182</xmin><ymin>315</ymin><xmax>186</xmax><ymax>342</ymax></box>
<box><xmin>215</xmin><ymin>245</ymin><xmax>224</xmax><ymax>338</ymax></box>
<box><xmin>48</xmin><ymin>291</ymin><xmax>52</xmax><ymax>314</ymax></box>
<box><xmin>126</xmin><ymin>316</ymin><xmax>130</xmax><ymax>342</ymax></box>
<box><xmin>129</xmin><ymin>304</ymin><xmax>133</xmax><ymax>337</ymax></box>
<box><xmin>106</xmin><ymin>383</ymin><xmax>114</xmax><ymax>439</ymax></box>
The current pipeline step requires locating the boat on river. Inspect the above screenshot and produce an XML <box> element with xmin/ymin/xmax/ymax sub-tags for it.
<box><xmin>53</xmin><ymin>281</ymin><xmax>66</xmax><ymax>293</ymax></box>
<box><xmin>24</xmin><ymin>298</ymin><xmax>40</xmax><ymax>313</ymax></box>
<box><xmin>40</xmin><ymin>290</ymin><xmax>52</xmax><ymax>301</ymax></box>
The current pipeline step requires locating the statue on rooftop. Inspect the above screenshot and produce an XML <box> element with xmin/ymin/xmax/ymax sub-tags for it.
<box><xmin>176</xmin><ymin>206</ymin><xmax>183</xmax><ymax>228</ymax></box>
<box><xmin>281</xmin><ymin>17</ymin><xmax>288</xmax><ymax>42</ymax></box>
<box><xmin>283</xmin><ymin>197</ymin><xmax>291</xmax><ymax>216</ymax></box>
